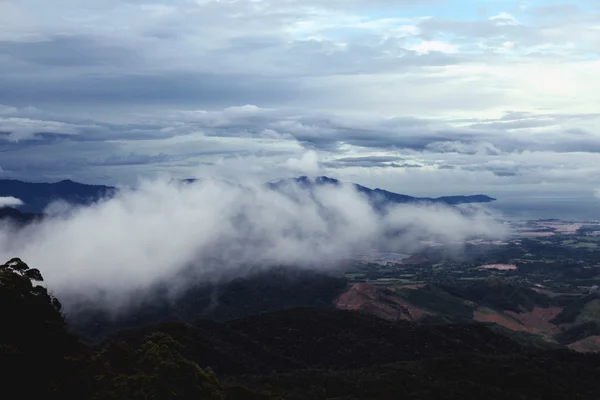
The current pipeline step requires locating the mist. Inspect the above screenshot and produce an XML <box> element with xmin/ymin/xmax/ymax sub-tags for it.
<box><xmin>0</xmin><ymin>196</ymin><xmax>23</xmax><ymax>208</ymax></box>
<box><xmin>0</xmin><ymin>177</ymin><xmax>508</xmax><ymax>311</ymax></box>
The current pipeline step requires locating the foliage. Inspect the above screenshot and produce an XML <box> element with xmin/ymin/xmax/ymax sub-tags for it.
<box><xmin>0</xmin><ymin>257</ymin><xmax>71</xmax><ymax>353</ymax></box>
<box><xmin>439</xmin><ymin>276</ymin><xmax>552</xmax><ymax>313</ymax></box>
<box><xmin>237</xmin><ymin>352</ymin><xmax>600</xmax><ymax>400</ymax></box>
<box><xmin>556</xmin><ymin>321</ymin><xmax>600</xmax><ymax>345</ymax></box>
<box><xmin>70</xmin><ymin>267</ymin><xmax>348</xmax><ymax>342</ymax></box>
<box><xmin>5</xmin><ymin>259</ymin><xmax>600</xmax><ymax>399</ymax></box>
<box><xmin>397</xmin><ymin>284</ymin><xmax>474</xmax><ymax>320</ymax></box>
<box><xmin>0</xmin><ymin>207</ymin><xmax>40</xmax><ymax>225</ymax></box>
<box><xmin>0</xmin><ymin>258</ymin><xmax>227</xmax><ymax>399</ymax></box>
<box><xmin>0</xmin><ymin>258</ymin><xmax>77</xmax><ymax>397</ymax></box>
<box><xmin>552</xmin><ymin>294</ymin><xmax>600</xmax><ymax>324</ymax></box>
<box><xmin>485</xmin><ymin>324</ymin><xmax>561</xmax><ymax>350</ymax></box>
<box><xmin>92</xmin><ymin>332</ymin><xmax>225</xmax><ymax>400</ymax></box>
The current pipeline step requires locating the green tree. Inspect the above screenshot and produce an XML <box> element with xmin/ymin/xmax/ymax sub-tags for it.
<box><xmin>93</xmin><ymin>332</ymin><xmax>225</xmax><ymax>400</ymax></box>
<box><xmin>0</xmin><ymin>257</ymin><xmax>74</xmax><ymax>351</ymax></box>
<box><xmin>0</xmin><ymin>258</ymin><xmax>78</xmax><ymax>397</ymax></box>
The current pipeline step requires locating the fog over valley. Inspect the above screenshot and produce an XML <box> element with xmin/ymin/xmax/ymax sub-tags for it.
<box><xmin>4</xmin><ymin>2</ymin><xmax>600</xmax><ymax>398</ymax></box>
<box><xmin>0</xmin><ymin>175</ymin><xmax>505</xmax><ymax>311</ymax></box>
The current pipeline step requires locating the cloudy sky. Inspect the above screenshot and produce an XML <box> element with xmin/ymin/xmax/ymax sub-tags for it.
<box><xmin>1</xmin><ymin>0</ymin><xmax>599</xmax><ymax>199</ymax></box>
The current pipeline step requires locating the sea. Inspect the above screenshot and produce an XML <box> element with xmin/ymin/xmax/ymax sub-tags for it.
<box><xmin>489</xmin><ymin>196</ymin><xmax>600</xmax><ymax>222</ymax></box>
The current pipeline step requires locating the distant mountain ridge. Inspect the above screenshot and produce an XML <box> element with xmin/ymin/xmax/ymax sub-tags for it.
<box><xmin>0</xmin><ymin>176</ymin><xmax>495</xmax><ymax>215</ymax></box>
<box><xmin>0</xmin><ymin>179</ymin><xmax>115</xmax><ymax>213</ymax></box>
<box><xmin>269</xmin><ymin>176</ymin><xmax>496</xmax><ymax>207</ymax></box>
<box><xmin>0</xmin><ymin>207</ymin><xmax>40</xmax><ymax>225</ymax></box>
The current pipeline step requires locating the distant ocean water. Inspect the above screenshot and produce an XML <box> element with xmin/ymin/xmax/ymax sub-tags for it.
<box><xmin>489</xmin><ymin>196</ymin><xmax>600</xmax><ymax>222</ymax></box>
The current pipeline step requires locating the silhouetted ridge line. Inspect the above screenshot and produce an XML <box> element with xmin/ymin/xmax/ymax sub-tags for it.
<box><xmin>268</xmin><ymin>175</ymin><xmax>496</xmax><ymax>207</ymax></box>
<box><xmin>0</xmin><ymin>178</ymin><xmax>115</xmax><ymax>213</ymax></box>
<box><xmin>0</xmin><ymin>175</ymin><xmax>495</xmax><ymax>217</ymax></box>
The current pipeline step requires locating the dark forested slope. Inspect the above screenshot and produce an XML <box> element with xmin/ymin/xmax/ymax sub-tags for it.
<box><xmin>3</xmin><ymin>258</ymin><xmax>600</xmax><ymax>400</ymax></box>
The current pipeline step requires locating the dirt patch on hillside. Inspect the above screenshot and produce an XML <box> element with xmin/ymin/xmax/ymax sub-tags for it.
<box><xmin>568</xmin><ymin>336</ymin><xmax>600</xmax><ymax>353</ymax></box>
<box><xmin>474</xmin><ymin>308</ymin><xmax>526</xmax><ymax>331</ymax></box>
<box><xmin>473</xmin><ymin>307</ymin><xmax>563</xmax><ymax>337</ymax></box>
<box><xmin>335</xmin><ymin>283</ymin><xmax>431</xmax><ymax>322</ymax></box>
<box><xmin>505</xmin><ymin>307</ymin><xmax>563</xmax><ymax>336</ymax></box>
<box><xmin>532</xmin><ymin>287</ymin><xmax>562</xmax><ymax>297</ymax></box>
<box><xmin>475</xmin><ymin>306</ymin><xmax>563</xmax><ymax>337</ymax></box>
<box><xmin>400</xmin><ymin>254</ymin><xmax>431</xmax><ymax>265</ymax></box>
<box><xmin>477</xmin><ymin>264</ymin><xmax>517</xmax><ymax>271</ymax></box>
<box><xmin>402</xmin><ymin>284</ymin><xmax>426</xmax><ymax>290</ymax></box>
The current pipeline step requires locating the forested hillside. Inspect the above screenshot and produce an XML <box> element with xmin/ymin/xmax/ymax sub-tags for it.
<box><xmin>3</xmin><ymin>258</ymin><xmax>600</xmax><ymax>399</ymax></box>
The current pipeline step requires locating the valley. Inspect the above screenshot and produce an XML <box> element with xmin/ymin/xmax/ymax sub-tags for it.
<box><xmin>337</xmin><ymin>218</ymin><xmax>600</xmax><ymax>351</ymax></box>
<box><xmin>3</xmin><ymin>178</ymin><xmax>600</xmax><ymax>398</ymax></box>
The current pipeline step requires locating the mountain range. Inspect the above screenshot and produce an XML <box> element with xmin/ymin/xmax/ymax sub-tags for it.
<box><xmin>6</xmin><ymin>257</ymin><xmax>600</xmax><ymax>399</ymax></box>
<box><xmin>0</xmin><ymin>176</ymin><xmax>495</xmax><ymax>216</ymax></box>
<box><xmin>0</xmin><ymin>206</ymin><xmax>39</xmax><ymax>225</ymax></box>
<box><xmin>0</xmin><ymin>179</ymin><xmax>115</xmax><ymax>213</ymax></box>
<box><xmin>270</xmin><ymin>176</ymin><xmax>496</xmax><ymax>208</ymax></box>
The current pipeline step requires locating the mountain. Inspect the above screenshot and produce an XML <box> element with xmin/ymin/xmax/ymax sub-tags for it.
<box><xmin>333</xmin><ymin>277</ymin><xmax>600</xmax><ymax>351</ymax></box>
<box><xmin>68</xmin><ymin>267</ymin><xmax>349</xmax><ymax>342</ymax></box>
<box><xmin>0</xmin><ymin>179</ymin><xmax>116</xmax><ymax>213</ymax></box>
<box><xmin>6</xmin><ymin>258</ymin><xmax>600</xmax><ymax>399</ymax></box>
<box><xmin>269</xmin><ymin>176</ymin><xmax>496</xmax><ymax>207</ymax></box>
<box><xmin>0</xmin><ymin>207</ymin><xmax>40</xmax><ymax>225</ymax></box>
<box><xmin>0</xmin><ymin>176</ymin><xmax>494</xmax><ymax>215</ymax></box>
<box><xmin>68</xmin><ymin>267</ymin><xmax>568</xmax><ymax>352</ymax></box>
<box><xmin>6</xmin><ymin>262</ymin><xmax>600</xmax><ymax>400</ymax></box>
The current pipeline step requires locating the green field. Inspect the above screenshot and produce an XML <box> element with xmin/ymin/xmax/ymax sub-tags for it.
<box><xmin>576</xmin><ymin>299</ymin><xmax>600</xmax><ymax>324</ymax></box>
<box><xmin>572</xmin><ymin>242</ymin><xmax>598</xmax><ymax>249</ymax></box>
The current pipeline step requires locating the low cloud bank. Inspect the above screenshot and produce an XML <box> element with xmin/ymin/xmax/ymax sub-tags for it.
<box><xmin>0</xmin><ymin>177</ymin><xmax>507</xmax><ymax>311</ymax></box>
<box><xmin>0</xmin><ymin>196</ymin><xmax>24</xmax><ymax>208</ymax></box>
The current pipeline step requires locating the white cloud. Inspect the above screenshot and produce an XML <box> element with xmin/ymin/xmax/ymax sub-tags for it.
<box><xmin>0</xmin><ymin>197</ymin><xmax>24</xmax><ymax>208</ymax></box>
<box><xmin>285</xmin><ymin>151</ymin><xmax>321</xmax><ymax>175</ymax></box>
<box><xmin>410</xmin><ymin>40</ymin><xmax>458</xmax><ymax>54</ymax></box>
<box><xmin>489</xmin><ymin>12</ymin><xmax>520</xmax><ymax>26</ymax></box>
<box><xmin>0</xmin><ymin>177</ymin><xmax>505</xmax><ymax>311</ymax></box>
<box><xmin>0</xmin><ymin>117</ymin><xmax>81</xmax><ymax>141</ymax></box>
<box><xmin>0</xmin><ymin>0</ymin><xmax>600</xmax><ymax>203</ymax></box>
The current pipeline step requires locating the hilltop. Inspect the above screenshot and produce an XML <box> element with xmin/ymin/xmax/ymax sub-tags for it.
<box><xmin>3</xmin><ymin>258</ymin><xmax>600</xmax><ymax>399</ymax></box>
<box><xmin>0</xmin><ymin>176</ymin><xmax>495</xmax><ymax>216</ymax></box>
<box><xmin>269</xmin><ymin>176</ymin><xmax>496</xmax><ymax>207</ymax></box>
<box><xmin>0</xmin><ymin>179</ymin><xmax>115</xmax><ymax>213</ymax></box>
<box><xmin>0</xmin><ymin>207</ymin><xmax>40</xmax><ymax>225</ymax></box>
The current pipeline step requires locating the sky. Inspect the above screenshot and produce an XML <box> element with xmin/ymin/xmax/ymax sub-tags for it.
<box><xmin>1</xmin><ymin>0</ymin><xmax>600</xmax><ymax>200</ymax></box>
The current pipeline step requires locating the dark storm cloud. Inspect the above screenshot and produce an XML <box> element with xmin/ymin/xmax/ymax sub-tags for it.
<box><xmin>3</xmin><ymin>107</ymin><xmax>600</xmax><ymax>167</ymax></box>
<box><xmin>0</xmin><ymin>36</ymin><xmax>137</xmax><ymax>67</ymax></box>
<box><xmin>210</xmin><ymin>112</ymin><xmax>600</xmax><ymax>156</ymax></box>
<box><xmin>324</xmin><ymin>160</ymin><xmax>422</xmax><ymax>169</ymax></box>
<box><xmin>0</xmin><ymin>0</ymin><xmax>599</xmax><ymax>193</ymax></box>
<box><xmin>0</xmin><ymin>18</ymin><xmax>463</xmax><ymax>109</ymax></box>
<box><xmin>493</xmin><ymin>171</ymin><xmax>517</xmax><ymax>177</ymax></box>
<box><xmin>322</xmin><ymin>155</ymin><xmax>419</xmax><ymax>169</ymax></box>
<box><xmin>336</xmin><ymin>156</ymin><xmax>405</xmax><ymax>163</ymax></box>
<box><xmin>0</xmin><ymin>71</ymin><xmax>307</xmax><ymax>109</ymax></box>
<box><xmin>2</xmin><ymin>108</ymin><xmax>600</xmax><ymax>190</ymax></box>
<box><xmin>91</xmin><ymin>153</ymin><xmax>182</xmax><ymax>167</ymax></box>
<box><xmin>192</xmin><ymin>112</ymin><xmax>462</xmax><ymax>152</ymax></box>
